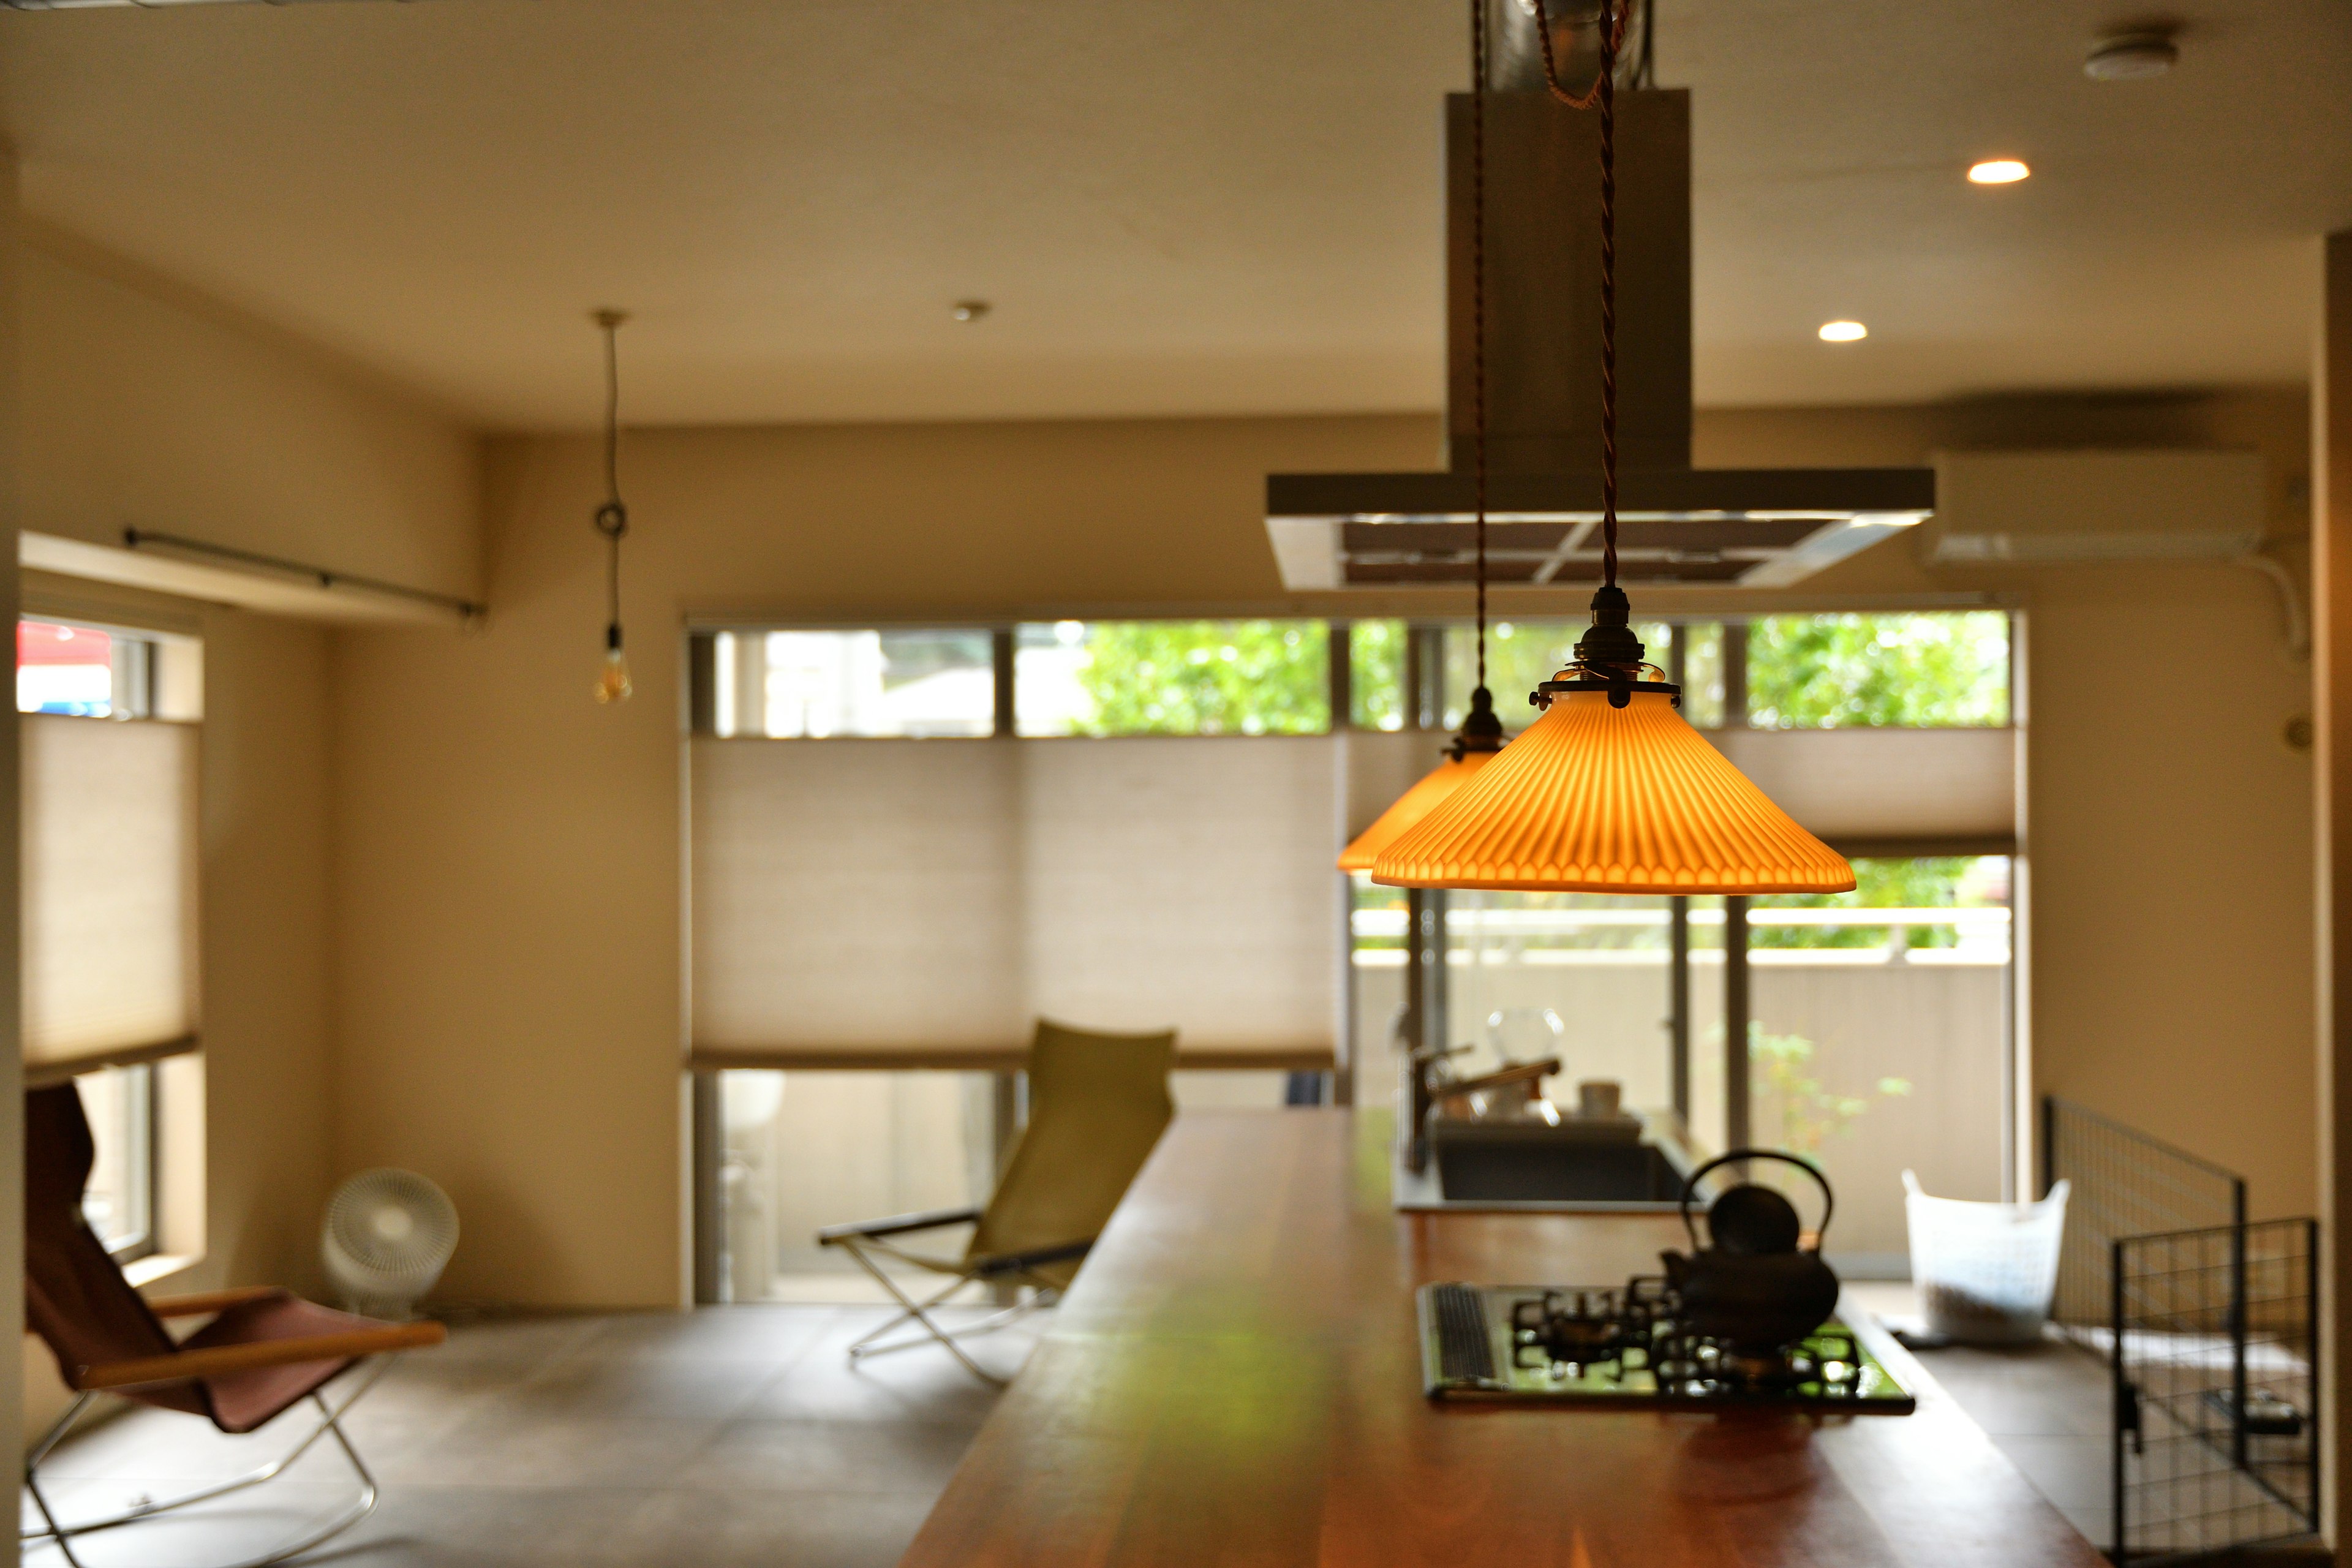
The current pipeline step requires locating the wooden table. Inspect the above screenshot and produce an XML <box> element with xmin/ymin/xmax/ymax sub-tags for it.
<box><xmin>901</xmin><ymin>1109</ymin><xmax>2105</xmax><ymax>1568</ymax></box>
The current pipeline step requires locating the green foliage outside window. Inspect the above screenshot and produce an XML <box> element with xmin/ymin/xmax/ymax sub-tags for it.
<box><xmin>1071</xmin><ymin>620</ymin><xmax>1329</xmax><ymax>736</ymax></box>
<box><xmin>1751</xmin><ymin>856</ymin><xmax>2008</xmax><ymax>949</ymax></box>
<box><xmin>1441</xmin><ymin>620</ymin><xmax>1673</xmax><ymax>731</ymax></box>
<box><xmin>1748</xmin><ymin>1025</ymin><xmax>1912</xmax><ymax>1155</ymax></box>
<box><xmin>1349</xmin><ymin>621</ymin><xmax>1406</xmax><ymax>731</ymax></box>
<box><xmin>1747</xmin><ymin>612</ymin><xmax>2009</xmax><ymax>729</ymax></box>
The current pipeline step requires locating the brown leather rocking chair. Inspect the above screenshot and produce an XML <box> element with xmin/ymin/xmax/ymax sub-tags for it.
<box><xmin>21</xmin><ymin>1083</ymin><xmax>445</xmax><ymax>1568</ymax></box>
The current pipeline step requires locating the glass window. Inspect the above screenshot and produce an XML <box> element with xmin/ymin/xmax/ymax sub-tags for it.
<box><xmin>714</xmin><ymin>1061</ymin><xmax>1298</xmax><ymax>1305</ymax></box>
<box><xmin>1439</xmin><ymin>620</ymin><xmax>1672</xmax><ymax>732</ymax></box>
<box><xmin>73</xmin><ymin>1065</ymin><xmax>155</xmax><ymax>1261</ymax></box>
<box><xmin>1678</xmin><ymin>622</ymin><xmax>1726</xmax><ymax>728</ymax></box>
<box><xmin>1436</xmin><ymin>889</ymin><xmax>1696</xmax><ymax>1114</ymax></box>
<box><xmin>1746</xmin><ymin>611</ymin><xmax>2010</xmax><ymax>729</ymax></box>
<box><xmin>1740</xmin><ymin>856</ymin><xmax>2014</xmax><ymax>1258</ymax></box>
<box><xmin>18</xmin><ymin>620</ymin><xmax>137</xmax><ymax>717</ymax></box>
<box><xmin>715</xmin><ymin>628</ymin><xmax>995</xmax><ymax>738</ymax></box>
<box><xmin>1751</xmin><ymin>856</ymin><xmax>2013</xmax><ymax>956</ymax></box>
<box><xmin>717</xmin><ymin>1068</ymin><xmax>995</xmax><ymax>1303</ymax></box>
<box><xmin>1016</xmin><ymin>619</ymin><xmax>1329</xmax><ymax>737</ymax></box>
<box><xmin>1348</xmin><ymin>620</ymin><xmax>1406</xmax><ymax>731</ymax></box>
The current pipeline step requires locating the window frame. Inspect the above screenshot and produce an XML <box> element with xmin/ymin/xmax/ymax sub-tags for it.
<box><xmin>690</xmin><ymin>619</ymin><xmax>1344</xmax><ymax>741</ymax></box>
<box><xmin>73</xmin><ymin>1061</ymin><xmax>160</xmax><ymax>1264</ymax></box>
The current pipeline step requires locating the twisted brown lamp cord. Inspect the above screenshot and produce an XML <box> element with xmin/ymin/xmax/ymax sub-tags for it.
<box><xmin>1597</xmin><ymin>0</ymin><xmax>1619</xmax><ymax>588</ymax></box>
<box><xmin>1529</xmin><ymin>0</ymin><xmax>1632</xmax><ymax>109</ymax></box>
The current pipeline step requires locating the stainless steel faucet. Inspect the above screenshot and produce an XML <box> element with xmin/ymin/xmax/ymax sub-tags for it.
<box><xmin>1401</xmin><ymin>1044</ymin><xmax>1562</xmax><ymax>1172</ymax></box>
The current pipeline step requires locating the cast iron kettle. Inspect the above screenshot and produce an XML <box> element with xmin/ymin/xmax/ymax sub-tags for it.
<box><xmin>1662</xmin><ymin>1150</ymin><xmax>1841</xmax><ymax>1355</ymax></box>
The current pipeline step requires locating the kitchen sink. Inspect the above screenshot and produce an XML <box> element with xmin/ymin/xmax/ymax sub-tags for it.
<box><xmin>1391</xmin><ymin>1110</ymin><xmax>1710</xmax><ymax>1213</ymax></box>
<box><xmin>1436</xmin><ymin>1138</ymin><xmax>1689</xmax><ymax>1204</ymax></box>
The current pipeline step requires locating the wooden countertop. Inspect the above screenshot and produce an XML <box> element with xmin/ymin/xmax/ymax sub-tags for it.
<box><xmin>900</xmin><ymin>1108</ymin><xmax>2104</xmax><ymax>1568</ymax></box>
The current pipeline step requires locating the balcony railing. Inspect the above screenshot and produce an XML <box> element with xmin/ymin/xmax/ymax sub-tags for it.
<box><xmin>1349</xmin><ymin>906</ymin><xmax>2012</xmax><ymax>967</ymax></box>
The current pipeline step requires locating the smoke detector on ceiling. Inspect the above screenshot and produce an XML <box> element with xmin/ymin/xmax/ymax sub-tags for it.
<box><xmin>2084</xmin><ymin>32</ymin><xmax>2179</xmax><ymax>81</ymax></box>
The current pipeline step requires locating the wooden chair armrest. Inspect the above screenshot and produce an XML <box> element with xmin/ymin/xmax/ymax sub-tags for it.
<box><xmin>76</xmin><ymin>1320</ymin><xmax>447</xmax><ymax>1392</ymax></box>
<box><xmin>146</xmin><ymin>1286</ymin><xmax>289</xmax><ymax>1319</ymax></box>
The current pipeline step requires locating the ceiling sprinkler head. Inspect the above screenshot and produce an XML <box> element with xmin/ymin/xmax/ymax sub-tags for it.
<box><xmin>951</xmin><ymin>300</ymin><xmax>992</xmax><ymax>323</ymax></box>
<box><xmin>2084</xmin><ymin>31</ymin><xmax>2179</xmax><ymax>81</ymax></box>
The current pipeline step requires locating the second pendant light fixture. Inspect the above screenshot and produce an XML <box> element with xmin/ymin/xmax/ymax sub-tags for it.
<box><xmin>1363</xmin><ymin>0</ymin><xmax>1853</xmax><ymax>897</ymax></box>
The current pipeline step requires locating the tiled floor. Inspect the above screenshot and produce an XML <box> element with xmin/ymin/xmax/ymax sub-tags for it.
<box><xmin>1909</xmin><ymin>1336</ymin><xmax>2115</xmax><ymax>1547</ymax></box>
<box><xmin>23</xmin><ymin>1303</ymin><xmax>1045</xmax><ymax>1568</ymax></box>
<box><xmin>1846</xmin><ymin>1281</ymin><xmax>2114</xmax><ymax>1548</ymax></box>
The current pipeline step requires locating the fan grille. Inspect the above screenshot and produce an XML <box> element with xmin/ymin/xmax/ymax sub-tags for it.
<box><xmin>326</xmin><ymin>1169</ymin><xmax>458</xmax><ymax>1284</ymax></box>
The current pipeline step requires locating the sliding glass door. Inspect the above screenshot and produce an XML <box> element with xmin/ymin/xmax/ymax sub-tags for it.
<box><xmin>1351</xmin><ymin>611</ymin><xmax>2015</xmax><ymax>1273</ymax></box>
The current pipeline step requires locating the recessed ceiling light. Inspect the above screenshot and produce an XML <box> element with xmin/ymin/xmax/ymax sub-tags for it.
<box><xmin>2085</xmin><ymin>33</ymin><xmax>2178</xmax><ymax>81</ymax></box>
<box><xmin>1818</xmin><ymin>320</ymin><xmax>1868</xmax><ymax>343</ymax></box>
<box><xmin>951</xmin><ymin>300</ymin><xmax>991</xmax><ymax>323</ymax></box>
<box><xmin>1967</xmin><ymin>159</ymin><xmax>2030</xmax><ymax>185</ymax></box>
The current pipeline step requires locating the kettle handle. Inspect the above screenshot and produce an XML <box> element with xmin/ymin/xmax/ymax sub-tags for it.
<box><xmin>1679</xmin><ymin>1149</ymin><xmax>1835</xmax><ymax>1253</ymax></box>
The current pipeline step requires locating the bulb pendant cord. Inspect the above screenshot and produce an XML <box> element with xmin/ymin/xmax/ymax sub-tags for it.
<box><xmin>594</xmin><ymin>310</ymin><xmax>630</xmax><ymax>659</ymax></box>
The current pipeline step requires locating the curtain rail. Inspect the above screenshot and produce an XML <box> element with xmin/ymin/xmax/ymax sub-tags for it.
<box><xmin>122</xmin><ymin>529</ymin><xmax>484</xmax><ymax>622</ymax></box>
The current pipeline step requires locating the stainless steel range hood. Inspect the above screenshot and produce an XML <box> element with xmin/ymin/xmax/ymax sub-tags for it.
<box><xmin>1267</xmin><ymin>7</ymin><xmax>1932</xmax><ymax>593</ymax></box>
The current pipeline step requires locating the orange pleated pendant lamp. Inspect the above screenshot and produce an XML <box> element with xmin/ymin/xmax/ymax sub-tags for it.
<box><xmin>1371</xmin><ymin>591</ymin><xmax>1855</xmax><ymax>895</ymax></box>
<box><xmin>1337</xmin><ymin>690</ymin><xmax>1507</xmax><ymax>873</ymax></box>
<box><xmin>1338</xmin><ymin>751</ymin><xmax>1498</xmax><ymax>872</ymax></box>
<box><xmin>1370</xmin><ymin>0</ymin><xmax>1853</xmax><ymax>897</ymax></box>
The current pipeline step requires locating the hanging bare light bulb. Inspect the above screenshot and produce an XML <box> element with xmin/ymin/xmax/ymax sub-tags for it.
<box><xmin>1373</xmin><ymin>0</ymin><xmax>1853</xmax><ymax>895</ymax></box>
<box><xmin>1340</xmin><ymin>0</ymin><xmax>1509</xmax><ymax>873</ymax></box>
<box><xmin>591</xmin><ymin>309</ymin><xmax>633</xmax><ymax>704</ymax></box>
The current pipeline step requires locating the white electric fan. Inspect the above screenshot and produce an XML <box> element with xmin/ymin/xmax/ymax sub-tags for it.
<box><xmin>323</xmin><ymin>1169</ymin><xmax>460</xmax><ymax>1320</ymax></box>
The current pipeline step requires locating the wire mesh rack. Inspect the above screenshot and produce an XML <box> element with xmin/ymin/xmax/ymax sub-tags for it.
<box><xmin>2110</xmin><ymin>1219</ymin><xmax>2318</xmax><ymax>1562</ymax></box>
<box><xmin>2045</xmin><ymin>1097</ymin><xmax>2244</xmax><ymax>1355</ymax></box>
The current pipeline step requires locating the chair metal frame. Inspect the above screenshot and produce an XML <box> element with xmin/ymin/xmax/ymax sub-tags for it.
<box><xmin>819</xmin><ymin>1205</ymin><xmax>1089</xmax><ymax>1385</ymax></box>
<box><xmin>22</xmin><ymin>1355</ymin><xmax>400</xmax><ymax>1568</ymax></box>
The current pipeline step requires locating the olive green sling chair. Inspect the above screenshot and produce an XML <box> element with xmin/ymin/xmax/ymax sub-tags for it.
<box><xmin>818</xmin><ymin>1020</ymin><xmax>1174</xmax><ymax>1383</ymax></box>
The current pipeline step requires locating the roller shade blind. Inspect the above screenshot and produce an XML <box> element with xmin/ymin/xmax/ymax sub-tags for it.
<box><xmin>21</xmin><ymin>714</ymin><xmax>200</xmax><ymax>1082</ymax></box>
<box><xmin>690</xmin><ymin>736</ymin><xmax>1341</xmax><ymax>1069</ymax></box>
<box><xmin>1709</xmin><ymin>727</ymin><xmax>2017</xmax><ymax>854</ymax></box>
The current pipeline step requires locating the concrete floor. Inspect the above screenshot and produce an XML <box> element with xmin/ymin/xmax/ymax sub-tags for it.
<box><xmin>23</xmin><ymin>1303</ymin><xmax>1045</xmax><ymax>1568</ymax></box>
<box><xmin>25</xmin><ymin>1288</ymin><xmax>2129</xmax><ymax>1565</ymax></box>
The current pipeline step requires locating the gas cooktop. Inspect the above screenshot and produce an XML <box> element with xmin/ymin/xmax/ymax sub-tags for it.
<box><xmin>1417</xmin><ymin>1281</ymin><xmax>1917</xmax><ymax>1413</ymax></box>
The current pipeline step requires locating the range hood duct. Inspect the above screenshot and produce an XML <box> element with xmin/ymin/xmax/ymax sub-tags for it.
<box><xmin>1267</xmin><ymin>1</ymin><xmax>1932</xmax><ymax>593</ymax></box>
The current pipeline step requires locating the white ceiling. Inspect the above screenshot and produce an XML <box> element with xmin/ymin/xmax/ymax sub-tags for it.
<box><xmin>1</xmin><ymin>0</ymin><xmax>2346</xmax><ymax>431</ymax></box>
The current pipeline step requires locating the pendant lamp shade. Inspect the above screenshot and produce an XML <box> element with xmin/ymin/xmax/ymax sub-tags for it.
<box><xmin>1336</xmin><ymin>750</ymin><xmax>1500</xmax><ymax>873</ymax></box>
<box><xmin>1370</xmin><ymin>690</ymin><xmax>1855</xmax><ymax>894</ymax></box>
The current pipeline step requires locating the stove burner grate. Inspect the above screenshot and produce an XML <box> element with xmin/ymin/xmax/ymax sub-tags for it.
<box><xmin>1417</xmin><ymin>1281</ymin><xmax>1916</xmax><ymax>1413</ymax></box>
